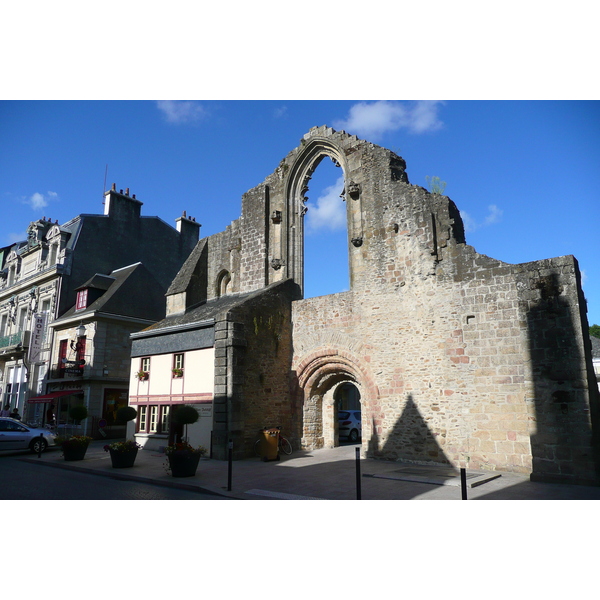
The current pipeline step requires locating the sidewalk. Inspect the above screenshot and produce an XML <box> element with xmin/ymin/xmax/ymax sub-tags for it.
<box><xmin>18</xmin><ymin>440</ymin><xmax>600</xmax><ymax>500</ymax></box>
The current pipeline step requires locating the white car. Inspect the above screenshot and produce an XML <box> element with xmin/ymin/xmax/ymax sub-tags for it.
<box><xmin>0</xmin><ymin>418</ymin><xmax>57</xmax><ymax>453</ymax></box>
<box><xmin>338</xmin><ymin>410</ymin><xmax>362</xmax><ymax>443</ymax></box>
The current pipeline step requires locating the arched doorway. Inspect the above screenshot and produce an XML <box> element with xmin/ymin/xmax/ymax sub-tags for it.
<box><xmin>295</xmin><ymin>348</ymin><xmax>374</xmax><ymax>451</ymax></box>
<box><xmin>334</xmin><ymin>382</ymin><xmax>362</xmax><ymax>445</ymax></box>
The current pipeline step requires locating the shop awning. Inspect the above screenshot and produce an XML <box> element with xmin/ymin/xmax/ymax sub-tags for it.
<box><xmin>28</xmin><ymin>390</ymin><xmax>84</xmax><ymax>403</ymax></box>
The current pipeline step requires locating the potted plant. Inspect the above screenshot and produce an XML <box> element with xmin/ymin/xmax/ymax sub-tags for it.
<box><xmin>57</xmin><ymin>435</ymin><xmax>93</xmax><ymax>461</ymax></box>
<box><xmin>164</xmin><ymin>442</ymin><xmax>207</xmax><ymax>477</ymax></box>
<box><xmin>104</xmin><ymin>439</ymin><xmax>142</xmax><ymax>468</ymax></box>
<box><xmin>172</xmin><ymin>367</ymin><xmax>184</xmax><ymax>378</ymax></box>
<box><xmin>136</xmin><ymin>369</ymin><xmax>149</xmax><ymax>381</ymax></box>
<box><xmin>164</xmin><ymin>405</ymin><xmax>204</xmax><ymax>477</ymax></box>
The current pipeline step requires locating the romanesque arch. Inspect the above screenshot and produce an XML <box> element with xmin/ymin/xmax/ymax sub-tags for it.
<box><xmin>294</xmin><ymin>347</ymin><xmax>379</xmax><ymax>450</ymax></box>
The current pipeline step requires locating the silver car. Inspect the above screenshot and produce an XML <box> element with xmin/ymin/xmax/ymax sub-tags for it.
<box><xmin>338</xmin><ymin>410</ymin><xmax>362</xmax><ymax>443</ymax></box>
<box><xmin>0</xmin><ymin>418</ymin><xmax>57</xmax><ymax>453</ymax></box>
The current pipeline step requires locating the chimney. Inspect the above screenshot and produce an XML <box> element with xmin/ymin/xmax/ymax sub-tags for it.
<box><xmin>103</xmin><ymin>184</ymin><xmax>143</xmax><ymax>220</ymax></box>
<box><xmin>175</xmin><ymin>212</ymin><xmax>201</xmax><ymax>247</ymax></box>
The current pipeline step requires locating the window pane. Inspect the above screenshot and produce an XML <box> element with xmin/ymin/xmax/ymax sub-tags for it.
<box><xmin>150</xmin><ymin>406</ymin><xmax>157</xmax><ymax>432</ymax></box>
<box><xmin>138</xmin><ymin>406</ymin><xmax>147</xmax><ymax>432</ymax></box>
<box><xmin>160</xmin><ymin>405</ymin><xmax>170</xmax><ymax>434</ymax></box>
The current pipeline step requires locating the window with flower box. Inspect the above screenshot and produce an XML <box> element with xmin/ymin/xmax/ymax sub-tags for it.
<box><xmin>172</xmin><ymin>353</ymin><xmax>184</xmax><ymax>377</ymax></box>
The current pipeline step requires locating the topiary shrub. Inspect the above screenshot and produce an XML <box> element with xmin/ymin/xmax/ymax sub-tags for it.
<box><xmin>116</xmin><ymin>405</ymin><xmax>138</xmax><ymax>424</ymax></box>
<box><xmin>172</xmin><ymin>405</ymin><xmax>199</xmax><ymax>426</ymax></box>
<box><xmin>69</xmin><ymin>405</ymin><xmax>88</xmax><ymax>424</ymax></box>
<box><xmin>172</xmin><ymin>405</ymin><xmax>199</xmax><ymax>441</ymax></box>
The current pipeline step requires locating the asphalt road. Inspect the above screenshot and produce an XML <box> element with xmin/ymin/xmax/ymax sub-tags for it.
<box><xmin>0</xmin><ymin>453</ymin><xmax>229</xmax><ymax>500</ymax></box>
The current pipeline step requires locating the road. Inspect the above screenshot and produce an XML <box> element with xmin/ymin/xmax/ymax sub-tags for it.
<box><xmin>0</xmin><ymin>453</ymin><xmax>230</xmax><ymax>500</ymax></box>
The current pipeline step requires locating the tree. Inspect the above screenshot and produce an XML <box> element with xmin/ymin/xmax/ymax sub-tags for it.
<box><xmin>590</xmin><ymin>324</ymin><xmax>600</xmax><ymax>339</ymax></box>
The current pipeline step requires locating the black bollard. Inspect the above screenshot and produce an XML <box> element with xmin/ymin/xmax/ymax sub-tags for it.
<box><xmin>38</xmin><ymin>436</ymin><xmax>43</xmax><ymax>459</ymax></box>
<box><xmin>227</xmin><ymin>439</ymin><xmax>233</xmax><ymax>491</ymax></box>
<box><xmin>355</xmin><ymin>447</ymin><xmax>362</xmax><ymax>500</ymax></box>
<box><xmin>460</xmin><ymin>467</ymin><xmax>467</xmax><ymax>500</ymax></box>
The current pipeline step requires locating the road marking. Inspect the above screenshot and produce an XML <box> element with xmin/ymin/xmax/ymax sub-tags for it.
<box><xmin>245</xmin><ymin>489</ymin><xmax>324</xmax><ymax>500</ymax></box>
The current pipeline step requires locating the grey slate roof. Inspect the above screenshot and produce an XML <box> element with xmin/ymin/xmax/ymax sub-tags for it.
<box><xmin>590</xmin><ymin>335</ymin><xmax>600</xmax><ymax>359</ymax></box>
<box><xmin>141</xmin><ymin>289</ymin><xmax>258</xmax><ymax>333</ymax></box>
<box><xmin>55</xmin><ymin>262</ymin><xmax>167</xmax><ymax>323</ymax></box>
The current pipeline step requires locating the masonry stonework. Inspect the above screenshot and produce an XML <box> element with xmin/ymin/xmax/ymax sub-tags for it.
<box><xmin>168</xmin><ymin>125</ymin><xmax>599</xmax><ymax>485</ymax></box>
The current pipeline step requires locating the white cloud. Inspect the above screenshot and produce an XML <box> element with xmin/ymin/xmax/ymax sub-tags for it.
<box><xmin>156</xmin><ymin>100</ymin><xmax>208</xmax><ymax>124</ymax></box>
<box><xmin>460</xmin><ymin>204</ymin><xmax>503</xmax><ymax>233</ymax></box>
<box><xmin>23</xmin><ymin>190</ymin><xmax>58</xmax><ymax>211</ymax></box>
<box><xmin>306</xmin><ymin>176</ymin><xmax>346</xmax><ymax>234</ymax></box>
<box><xmin>29</xmin><ymin>192</ymin><xmax>48</xmax><ymax>210</ymax></box>
<box><xmin>334</xmin><ymin>100</ymin><xmax>444</xmax><ymax>140</ymax></box>
<box><xmin>273</xmin><ymin>105</ymin><xmax>288</xmax><ymax>119</ymax></box>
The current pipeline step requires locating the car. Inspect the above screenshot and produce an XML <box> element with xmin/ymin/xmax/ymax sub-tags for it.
<box><xmin>338</xmin><ymin>410</ymin><xmax>361</xmax><ymax>443</ymax></box>
<box><xmin>0</xmin><ymin>417</ymin><xmax>57</xmax><ymax>453</ymax></box>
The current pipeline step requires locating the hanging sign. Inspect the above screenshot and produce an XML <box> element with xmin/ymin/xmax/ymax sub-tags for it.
<box><xmin>28</xmin><ymin>313</ymin><xmax>47</xmax><ymax>364</ymax></box>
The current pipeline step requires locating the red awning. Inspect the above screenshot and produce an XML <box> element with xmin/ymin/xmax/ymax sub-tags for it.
<box><xmin>28</xmin><ymin>390</ymin><xmax>84</xmax><ymax>403</ymax></box>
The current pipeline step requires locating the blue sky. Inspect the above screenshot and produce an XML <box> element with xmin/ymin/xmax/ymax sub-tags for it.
<box><xmin>1</xmin><ymin>100</ymin><xmax>599</xmax><ymax>326</ymax></box>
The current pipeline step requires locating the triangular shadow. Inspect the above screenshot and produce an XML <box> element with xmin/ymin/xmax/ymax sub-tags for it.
<box><xmin>370</xmin><ymin>394</ymin><xmax>456</xmax><ymax>471</ymax></box>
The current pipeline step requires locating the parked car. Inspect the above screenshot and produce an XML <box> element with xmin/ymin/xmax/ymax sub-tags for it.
<box><xmin>338</xmin><ymin>410</ymin><xmax>362</xmax><ymax>443</ymax></box>
<box><xmin>0</xmin><ymin>418</ymin><xmax>57</xmax><ymax>453</ymax></box>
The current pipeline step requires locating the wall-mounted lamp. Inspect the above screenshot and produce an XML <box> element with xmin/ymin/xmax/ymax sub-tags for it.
<box><xmin>76</xmin><ymin>323</ymin><xmax>86</xmax><ymax>338</ymax></box>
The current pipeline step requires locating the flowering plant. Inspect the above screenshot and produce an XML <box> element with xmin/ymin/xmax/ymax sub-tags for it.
<box><xmin>172</xmin><ymin>367</ymin><xmax>184</xmax><ymax>377</ymax></box>
<box><xmin>164</xmin><ymin>442</ymin><xmax>207</xmax><ymax>457</ymax></box>
<box><xmin>103</xmin><ymin>439</ymin><xmax>141</xmax><ymax>453</ymax></box>
<box><xmin>56</xmin><ymin>435</ymin><xmax>92</xmax><ymax>448</ymax></box>
<box><xmin>136</xmin><ymin>370</ymin><xmax>149</xmax><ymax>380</ymax></box>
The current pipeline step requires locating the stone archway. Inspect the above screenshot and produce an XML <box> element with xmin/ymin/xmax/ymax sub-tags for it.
<box><xmin>294</xmin><ymin>347</ymin><xmax>378</xmax><ymax>451</ymax></box>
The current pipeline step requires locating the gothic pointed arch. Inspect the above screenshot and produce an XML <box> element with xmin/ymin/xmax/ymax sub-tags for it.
<box><xmin>282</xmin><ymin>129</ymin><xmax>364</xmax><ymax>295</ymax></box>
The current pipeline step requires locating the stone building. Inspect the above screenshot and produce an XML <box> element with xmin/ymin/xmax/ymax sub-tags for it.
<box><xmin>41</xmin><ymin>262</ymin><xmax>167</xmax><ymax>438</ymax></box>
<box><xmin>127</xmin><ymin>126</ymin><xmax>600</xmax><ymax>484</ymax></box>
<box><xmin>0</xmin><ymin>186</ymin><xmax>200</xmax><ymax>429</ymax></box>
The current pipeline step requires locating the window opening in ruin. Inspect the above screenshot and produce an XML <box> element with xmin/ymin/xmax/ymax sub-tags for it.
<box><xmin>217</xmin><ymin>270</ymin><xmax>231</xmax><ymax>297</ymax></box>
<box><xmin>303</xmin><ymin>157</ymin><xmax>349</xmax><ymax>298</ymax></box>
<box><xmin>334</xmin><ymin>382</ymin><xmax>361</xmax><ymax>445</ymax></box>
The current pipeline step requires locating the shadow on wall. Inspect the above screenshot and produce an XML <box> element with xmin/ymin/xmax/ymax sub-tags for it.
<box><xmin>525</xmin><ymin>271</ymin><xmax>600</xmax><ymax>485</ymax></box>
<box><xmin>368</xmin><ymin>394</ymin><xmax>456</xmax><ymax>473</ymax></box>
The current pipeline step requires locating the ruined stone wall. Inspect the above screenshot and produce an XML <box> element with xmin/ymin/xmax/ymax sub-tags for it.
<box><xmin>220</xmin><ymin>280</ymin><xmax>298</xmax><ymax>458</ymax></box>
<box><xmin>191</xmin><ymin>125</ymin><xmax>598</xmax><ymax>482</ymax></box>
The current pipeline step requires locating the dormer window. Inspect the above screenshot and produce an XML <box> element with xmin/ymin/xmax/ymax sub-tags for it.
<box><xmin>76</xmin><ymin>289</ymin><xmax>88</xmax><ymax>311</ymax></box>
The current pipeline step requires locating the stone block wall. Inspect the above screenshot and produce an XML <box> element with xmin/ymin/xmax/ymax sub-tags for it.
<box><xmin>183</xmin><ymin>125</ymin><xmax>599</xmax><ymax>483</ymax></box>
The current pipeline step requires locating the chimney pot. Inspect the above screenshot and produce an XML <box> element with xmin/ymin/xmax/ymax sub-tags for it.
<box><xmin>126</xmin><ymin>188</ymin><xmax>130</xmax><ymax>196</ymax></box>
<box><xmin>112</xmin><ymin>183</ymin><xmax>116</xmax><ymax>191</ymax></box>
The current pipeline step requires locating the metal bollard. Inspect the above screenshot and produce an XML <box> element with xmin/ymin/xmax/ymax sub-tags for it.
<box><xmin>227</xmin><ymin>439</ymin><xmax>233</xmax><ymax>491</ymax></box>
<box><xmin>355</xmin><ymin>447</ymin><xmax>362</xmax><ymax>500</ymax></box>
<box><xmin>461</xmin><ymin>467</ymin><xmax>468</xmax><ymax>500</ymax></box>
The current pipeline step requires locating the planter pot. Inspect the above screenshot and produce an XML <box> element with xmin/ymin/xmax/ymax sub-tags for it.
<box><xmin>168</xmin><ymin>452</ymin><xmax>201</xmax><ymax>477</ymax></box>
<box><xmin>63</xmin><ymin>444</ymin><xmax>89</xmax><ymax>461</ymax></box>
<box><xmin>109</xmin><ymin>447</ymin><xmax>138</xmax><ymax>468</ymax></box>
